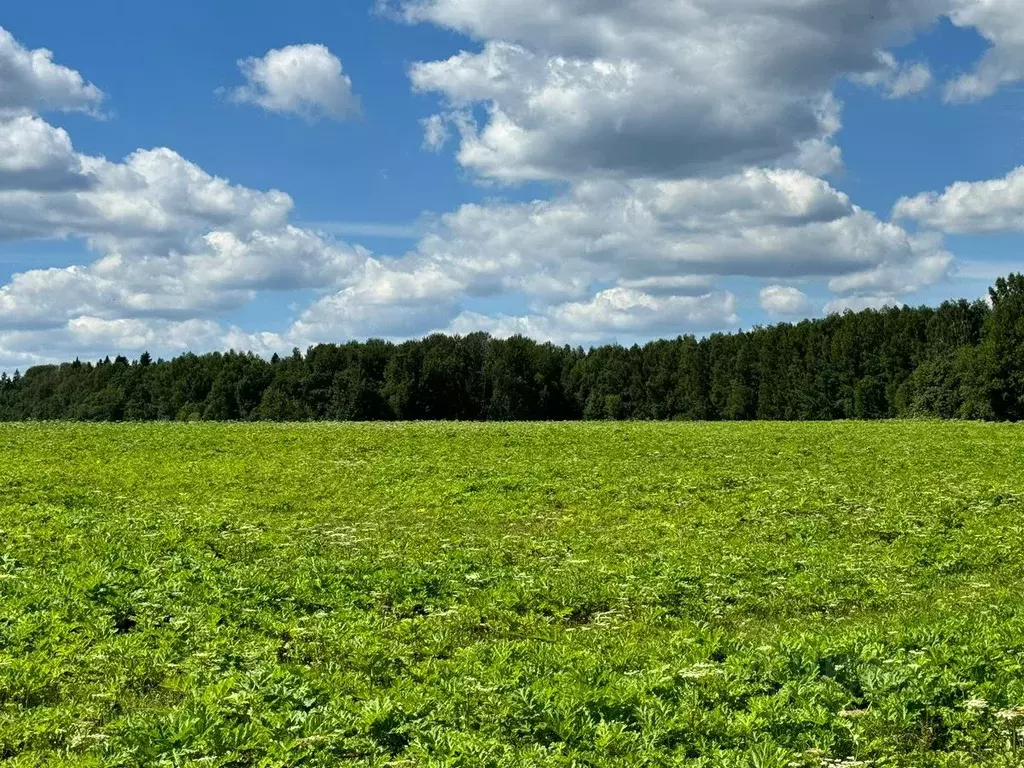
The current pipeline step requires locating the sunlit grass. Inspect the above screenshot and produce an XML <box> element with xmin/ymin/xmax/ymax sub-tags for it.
<box><xmin>1</xmin><ymin>422</ymin><xmax>1023</xmax><ymax>766</ymax></box>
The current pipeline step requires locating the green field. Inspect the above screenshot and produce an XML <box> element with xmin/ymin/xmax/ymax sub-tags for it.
<box><xmin>2</xmin><ymin>423</ymin><xmax>1024</xmax><ymax>767</ymax></box>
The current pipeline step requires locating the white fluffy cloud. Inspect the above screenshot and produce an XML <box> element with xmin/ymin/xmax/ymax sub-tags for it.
<box><xmin>287</xmin><ymin>258</ymin><xmax>464</xmax><ymax>341</ymax></box>
<box><xmin>0</xmin><ymin>32</ymin><xmax>367</xmax><ymax>348</ymax></box>
<box><xmin>534</xmin><ymin>288</ymin><xmax>738</xmax><ymax>339</ymax></box>
<box><xmin>817</xmin><ymin>232</ymin><xmax>953</xmax><ymax>315</ymax></box>
<box><xmin>257</xmin><ymin>168</ymin><xmax>950</xmax><ymax>346</ymax></box>
<box><xmin>413</xmin><ymin>171</ymin><xmax>941</xmax><ymax>288</ymax></box>
<box><xmin>0</xmin><ymin>30</ymin><xmax>369</xmax><ymax>364</ymax></box>
<box><xmin>944</xmin><ymin>0</ymin><xmax>1024</xmax><ymax>102</ymax></box>
<box><xmin>0</xmin><ymin>115</ymin><xmax>92</xmax><ymax>191</ymax></box>
<box><xmin>894</xmin><ymin>167</ymin><xmax>1024</xmax><ymax>234</ymax></box>
<box><xmin>0</xmin><ymin>226</ymin><xmax>364</xmax><ymax>331</ymax></box>
<box><xmin>0</xmin><ymin>146</ymin><xmax>949</xmax><ymax>361</ymax></box>
<box><xmin>376</xmin><ymin>0</ymin><xmax>1014</xmax><ymax>348</ymax></box>
<box><xmin>0</xmin><ymin>317</ymin><xmax>267</xmax><ymax>370</ymax></box>
<box><xmin>827</xmin><ymin>238</ymin><xmax>953</xmax><ymax>296</ymax></box>
<box><xmin>760</xmin><ymin>286</ymin><xmax>810</xmax><ymax>317</ymax></box>
<box><xmin>0</xmin><ymin>141</ymin><xmax>295</xmax><ymax>250</ymax></box>
<box><xmin>409</xmin><ymin>42</ymin><xmax>838</xmax><ymax>182</ymax></box>
<box><xmin>365</xmin><ymin>0</ymin><xmax>992</xmax><ymax>341</ymax></box>
<box><xmin>3</xmin><ymin>8</ymin><xmax>1012</xmax><ymax>366</ymax></box>
<box><xmin>226</xmin><ymin>44</ymin><xmax>361</xmax><ymax>121</ymax></box>
<box><xmin>443</xmin><ymin>289</ymin><xmax>738</xmax><ymax>345</ymax></box>
<box><xmin>0</xmin><ymin>27</ymin><xmax>104</xmax><ymax>115</ymax></box>
<box><xmin>853</xmin><ymin>51</ymin><xmax>933</xmax><ymax>98</ymax></box>
<box><xmin>400</xmin><ymin>0</ymin><xmax>952</xmax><ymax>182</ymax></box>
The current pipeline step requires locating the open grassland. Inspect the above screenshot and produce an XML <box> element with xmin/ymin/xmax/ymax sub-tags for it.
<box><xmin>2</xmin><ymin>423</ymin><xmax>1024</xmax><ymax>767</ymax></box>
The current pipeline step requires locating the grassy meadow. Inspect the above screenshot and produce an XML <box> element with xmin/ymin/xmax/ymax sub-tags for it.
<box><xmin>2</xmin><ymin>422</ymin><xmax>1024</xmax><ymax>766</ymax></box>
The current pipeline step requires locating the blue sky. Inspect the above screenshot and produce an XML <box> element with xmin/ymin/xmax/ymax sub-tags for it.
<box><xmin>0</xmin><ymin>0</ymin><xmax>1022</xmax><ymax>366</ymax></box>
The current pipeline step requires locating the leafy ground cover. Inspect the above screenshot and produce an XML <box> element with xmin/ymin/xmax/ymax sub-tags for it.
<box><xmin>2</xmin><ymin>422</ymin><xmax>1024</xmax><ymax>766</ymax></box>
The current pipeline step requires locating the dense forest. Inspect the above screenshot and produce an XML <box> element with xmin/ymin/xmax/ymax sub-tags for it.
<box><xmin>2</xmin><ymin>275</ymin><xmax>1023</xmax><ymax>422</ymax></box>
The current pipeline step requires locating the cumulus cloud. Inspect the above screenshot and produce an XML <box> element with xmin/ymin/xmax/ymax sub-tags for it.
<box><xmin>409</xmin><ymin>42</ymin><xmax>832</xmax><ymax>182</ymax></box>
<box><xmin>0</xmin><ymin>143</ymin><xmax>950</xmax><ymax>358</ymax></box>
<box><xmin>0</xmin><ymin>316</ymin><xmax>270</xmax><ymax>370</ymax></box>
<box><xmin>398</xmin><ymin>0</ymin><xmax>952</xmax><ymax>183</ymax></box>
<box><xmin>289</xmin><ymin>277</ymin><xmax>737</xmax><ymax>347</ymax></box>
<box><xmin>827</xmin><ymin>241</ymin><xmax>954</xmax><ymax>299</ymax></box>
<box><xmin>0</xmin><ymin>14</ymin><xmax>987</xmax><ymax>365</ymax></box>
<box><xmin>0</xmin><ymin>30</ymin><xmax>364</xmax><ymax>360</ymax></box>
<box><xmin>287</xmin><ymin>258</ymin><xmax>464</xmax><ymax>341</ymax></box>
<box><xmin>894</xmin><ymin>167</ymin><xmax>1024</xmax><ymax>234</ymax></box>
<box><xmin>944</xmin><ymin>0</ymin><xmax>1024</xmax><ymax>102</ymax></box>
<box><xmin>760</xmin><ymin>286</ymin><xmax>810</xmax><ymax>317</ymax></box>
<box><xmin>0</xmin><ymin>115</ymin><xmax>93</xmax><ymax>191</ymax></box>
<box><xmin>356</xmin><ymin>0</ymin><xmax>988</xmax><ymax>341</ymax></box>
<box><xmin>0</xmin><ymin>141</ymin><xmax>294</xmax><ymax>251</ymax></box>
<box><xmin>66</xmin><ymin>317</ymin><xmax>231</xmax><ymax>353</ymax></box>
<box><xmin>443</xmin><ymin>289</ymin><xmax>738</xmax><ymax>346</ymax></box>
<box><xmin>410</xmin><ymin>171</ymin><xmax>941</xmax><ymax>290</ymax></box>
<box><xmin>542</xmin><ymin>288</ymin><xmax>737</xmax><ymax>339</ymax></box>
<box><xmin>0</xmin><ymin>27</ymin><xmax>104</xmax><ymax>115</ymax></box>
<box><xmin>226</xmin><ymin>43</ymin><xmax>361</xmax><ymax>121</ymax></box>
<box><xmin>0</xmin><ymin>226</ymin><xmax>364</xmax><ymax>331</ymax></box>
<box><xmin>0</xmin><ymin>31</ymin><xmax>366</xmax><ymax>344</ymax></box>
<box><xmin>0</xmin><ymin>262</ymin><xmax>245</xmax><ymax>330</ymax></box>
<box><xmin>259</xmin><ymin>169</ymin><xmax>950</xmax><ymax>347</ymax></box>
<box><xmin>853</xmin><ymin>51</ymin><xmax>933</xmax><ymax>98</ymax></box>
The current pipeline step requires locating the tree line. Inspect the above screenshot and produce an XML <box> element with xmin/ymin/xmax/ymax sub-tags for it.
<box><xmin>2</xmin><ymin>275</ymin><xmax>1023</xmax><ymax>423</ymax></box>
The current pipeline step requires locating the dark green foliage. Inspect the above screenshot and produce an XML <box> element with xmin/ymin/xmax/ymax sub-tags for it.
<box><xmin>1</xmin><ymin>276</ymin><xmax>1023</xmax><ymax>422</ymax></box>
<box><xmin>982</xmin><ymin>274</ymin><xmax>1024</xmax><ymax>420</ymax></box>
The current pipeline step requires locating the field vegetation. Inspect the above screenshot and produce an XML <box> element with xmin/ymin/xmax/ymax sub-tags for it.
<box><xmin>2</xmin><ymin>422</ymin><xmax>1024</xmax><ymax>766</ymax></box>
